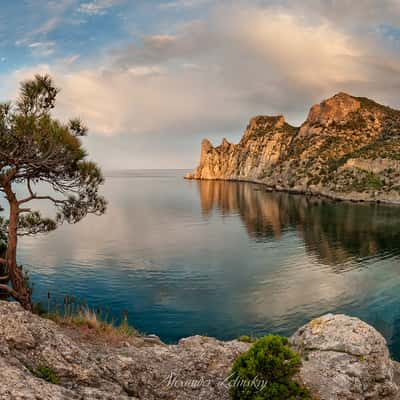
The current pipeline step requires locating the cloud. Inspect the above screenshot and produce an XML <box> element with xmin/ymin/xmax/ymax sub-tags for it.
<box><xmin>78</xmin><ymin>0</ymin><xmax>123</xmax><ymax>16</ymax></box>
<box><xmin>12</xmin><ymin>1</ymin><xmax>79</xmax><ymax>57</ymax></box>
<box><xmin>4</xmin><ymin>2</ymin><xmax>400</xmax><ymax>164</ymax></box>
<box><xmin>284</xmin><ymin>0</ymin><xmax>400</xmax><ymax>28</ymax></box>
<box><xmin>28</xmin><ymin>41</ymin><xmax>57</xmax><ymax>57</ymax></box>
<box><xmin>159</xmin><ymin>0</ymin><xmax>212</xmax><ymax>10</ymax></box>
<box><xmin>61</xmin><ymin>54</ymin><xmax>80</xmax><ymax>65</ymax></box>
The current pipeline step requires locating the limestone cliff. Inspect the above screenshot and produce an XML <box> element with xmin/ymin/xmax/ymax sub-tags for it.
<box><xmin>187</xmin><ymin>93</ymin><xmax>400</xmax><ymax>203</ymax></box>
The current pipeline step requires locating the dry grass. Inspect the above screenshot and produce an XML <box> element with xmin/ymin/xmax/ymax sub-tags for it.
<box><xmin>47</xmin><ymin>308</ymin><xmax>139</xmax><ymax>338</ymax></box>
<box><xmin>34</xmin><ymin>300</ymin><xmax>140</xmax><ymax>341</ymax></box>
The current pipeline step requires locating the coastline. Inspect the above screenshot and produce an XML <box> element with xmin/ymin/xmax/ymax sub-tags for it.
<box><xmin>185</xmin><ymin>175</ymin><xmax>400</xmax><ymax>206</ymax></box>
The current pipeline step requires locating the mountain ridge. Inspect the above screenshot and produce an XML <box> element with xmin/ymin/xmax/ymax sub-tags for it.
<box><xmin>186</xmin><ymin>93</ymin><xmax>400</xmax><ymax>203</ymax></box>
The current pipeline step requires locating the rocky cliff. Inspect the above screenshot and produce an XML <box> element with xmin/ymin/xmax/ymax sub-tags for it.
<box><xmin>186</xmin><ymin>93</ymin><xmax>400</xmax><ymax>203</ymax></box>
<box><xmin>0</xmin><ymin>301</ymin><xmax>399</xmax><ymax>399</ymax></box>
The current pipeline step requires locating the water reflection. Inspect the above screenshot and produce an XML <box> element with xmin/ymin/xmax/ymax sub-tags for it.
<box><xmin>197</xmin><ymin>180</ymin><xmax>400</xmax><ymax>269</ymax></box>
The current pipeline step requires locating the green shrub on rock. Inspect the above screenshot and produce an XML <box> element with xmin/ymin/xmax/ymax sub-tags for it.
<box><xmin>30</xmin><ymin>365</ymin><xmax>60</xmax><ymax>385</ymax></box>
<box><xmin>229</xmin><ymin>335</ymin><xmax>312</xmax><ymax>400</ymax></box>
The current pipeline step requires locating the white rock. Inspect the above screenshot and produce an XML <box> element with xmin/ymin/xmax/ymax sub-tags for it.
<box><xmin>290</xmin><ymin>314</ymin><xmax>399</xmax><ymax>400</ymax></box>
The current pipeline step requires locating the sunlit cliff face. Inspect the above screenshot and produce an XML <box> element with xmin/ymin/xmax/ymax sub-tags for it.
<box><xmin>196</xmin><ymin>180</ymin><xmax>400</xmax><ymax>268</ymax></box>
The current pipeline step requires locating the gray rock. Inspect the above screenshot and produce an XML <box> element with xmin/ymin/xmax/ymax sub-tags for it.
<box><xmin>0</xmin><ymin>301</ymin><xmax>248</xmax><ymax>399</ymax></box>
<box><xmin>0</xmin><ymin>301</ymin><xmax>399</xmax><ymax>399</ymax></box>
<box><xmin>290</xmin><ymin>314</ymin><xmax>399</xmax><ymax>399</ymax></box>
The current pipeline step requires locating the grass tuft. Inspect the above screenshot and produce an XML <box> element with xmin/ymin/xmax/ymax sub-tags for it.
<box><xmin>33</xmin><ymin>297</ymin><xmax>140</xmax><ymax>340</ymax></box>
<box><xmin>30</xmin><ymin>365</ymin><xmax>60</xmax><ymax>385</ymax></box>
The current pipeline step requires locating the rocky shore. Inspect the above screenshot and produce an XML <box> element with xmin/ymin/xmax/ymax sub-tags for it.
<box><xmin>186</xmin><ymin>93</ymin><xmax>400</xmax><ymax>204</ymax></box>
<box><xmin>0</xmin><ymin>301</ymin><xmax>399</xmax><ymax>399</ymax></box>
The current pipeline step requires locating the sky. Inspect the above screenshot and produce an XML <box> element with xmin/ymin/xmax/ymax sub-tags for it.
<box><xmin>0</xmin><ymin>0</ymin><xmax>400</xmax><ymax>169</ymax></box>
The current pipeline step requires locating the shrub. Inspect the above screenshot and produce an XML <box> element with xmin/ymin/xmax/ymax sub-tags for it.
<box><xmin>238</xmin><ymin>335</ymin><xmax>256</xmax><ymax>343</ymax></box>
<box><xmin>229</xmin><ymin>335</ymin><xmax>312</xmax><ymax>400</ymax></box>
<box><xmin>32</xmin><ymin>365</ymin><xmax>60</xmax><ymax>385</ymax></box>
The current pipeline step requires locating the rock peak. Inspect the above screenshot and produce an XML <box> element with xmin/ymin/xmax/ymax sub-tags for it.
<box><xmin>332</xmin><ymin>91</ymin><xmax>353</xmax><ymax>100</ymax></box>
<box><xmin>307</xmin><ymin>92</ymin><xmax>361</xmax><ymax>126</ymax></box>
<box><xmin>220</xmin><ymin>137</ymin><xmax>231</xmax><ymax>148</ymax></box>
<box><xmin>248</xmin><ymin>115</ymin><xmax>286</xmax><ymax>130</ymax></box>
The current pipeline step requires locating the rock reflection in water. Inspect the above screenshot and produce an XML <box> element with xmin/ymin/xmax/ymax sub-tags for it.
<box><xmin>197</xmin><ymin>180</ymin><xmax>400</xmax><ymax>270</ymax></box>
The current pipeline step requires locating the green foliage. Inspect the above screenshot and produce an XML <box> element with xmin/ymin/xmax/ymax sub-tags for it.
<box><xmin>246</xmin><ymin>120</ymin><xmax>298</xmax><ymax>141</ymax></box>
<box><xmin>336</xmin><ymin>169</ymin><xmax>384</xmax><ymax>193</ymax></box>
<box><xmin>238</xmin><ymin>335</ymin><xmax>256</xmax><ymax>344</ymax></box>
<box><xmin>335</xmin><ymin>111</ymin><xmax>368</xmax><ymax>130</ymax></box>
<box><xmin>31</xmin><ymin>365</ymin><xmax>60</xmax><ymax>385</ymax></box>
<box><xmin>363</xmin><ymin>172</ymin><xmax>384</xmax><ymax>190</ymax></box>
<box><xmin>0</xmin><ymin>74</ymin><xmax>106</xmax><ymax>238</ymax></box>
<box><xmin>229</xmin><ymin>335</ymin><xmax>312</xmax><ymax>400</ymax></box>
<box><xmin>327</xmin><ymin>154</ymin><xmax>351</xmax><ymax>173</ymax></box>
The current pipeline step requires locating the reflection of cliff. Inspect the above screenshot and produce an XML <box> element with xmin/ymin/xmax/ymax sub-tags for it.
<box><xmin>198</xmin><ymin>180</ymin><xmax>284</xmax><ymax>239</ymax></box>
<box><xmin>197</xmin><ymin>180</ymin><xmax>400</xmax><ymax>268</ymax></box>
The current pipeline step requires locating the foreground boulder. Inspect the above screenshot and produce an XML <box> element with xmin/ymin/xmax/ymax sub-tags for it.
<box><xmin>0</xmin><ymin>301</ymin><xmax>398</xmax><ymax>399</ymax></box>
<box><xmin>291</xmin><ymin>314</ymin><xmax>399</xmax><ymax>399</ymax></box>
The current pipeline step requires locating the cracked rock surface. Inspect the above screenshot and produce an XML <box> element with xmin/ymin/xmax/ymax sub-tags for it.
<box><xmin>0</xmin><ymin>301</ymin><xmax>249</xmax><ymax>400</ymax></box>
<box><xmin>291</xmin><ymin>314</ymin><xmax>400</xmax><ymax>400</ymax></box>
<box><xmin>0</xmin><ymin>301</ymin><xmax>399</xmax><ymax>399</ymax></box>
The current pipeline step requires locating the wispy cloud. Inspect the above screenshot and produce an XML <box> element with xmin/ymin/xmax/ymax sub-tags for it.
<box><xmin>28</xmin><ymin>41</ymin><xmax>56</xmax><ymax>57</ymax></box>
<box><xmin>159</xmin><ymin>0</ymin><xmax>211</xmax><ymax>9</ymax></box>
<box><xmin>61</xmin><ymin>54</ymin><xmax>80</xmax><ymax>65</ymax></box>
<box><xmin>12</xmin><ymin>1</ymin><xmax>77</xmax><ymax>57</ymax></box>
<box><xmin>78</xmin><ymin>0</ymin><xmax>124</xmax><ymax>16</ymax></box>
<box><xmin>2</xmin><ymin>0</ymin><xmax>400</xmax><ymax>168</ymax></box>
<box><xmin>128</xmin><ymin>66</ymin><xmax>164</xmax><ymax>77</ymax></box>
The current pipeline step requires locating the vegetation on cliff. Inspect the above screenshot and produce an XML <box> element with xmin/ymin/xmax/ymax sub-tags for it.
<box><xmin>229</xmin><ymin>335</ymin><xmax>312</xmax><ymax>400</ymax></box>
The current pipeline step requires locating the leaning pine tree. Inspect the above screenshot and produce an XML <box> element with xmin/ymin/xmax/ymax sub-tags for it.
<box><xmin>0</xmin><ymin>74</ymin><xmax>106</xmax><ymax>310</ymax></box>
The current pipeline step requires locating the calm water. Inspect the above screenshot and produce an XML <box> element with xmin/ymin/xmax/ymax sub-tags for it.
<box><xmin>10</xmin><ymin>170</ymin><xmax>400</xmax><ymax>359</ymax></box>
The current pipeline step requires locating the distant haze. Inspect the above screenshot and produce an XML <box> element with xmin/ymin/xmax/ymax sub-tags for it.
<box><xmin>0</xmin><ymin>0</ymin><xmax>400</xmax><ymax>168</ymax></box>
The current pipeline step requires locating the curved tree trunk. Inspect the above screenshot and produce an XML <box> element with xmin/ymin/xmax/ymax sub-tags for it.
<box><xmin>2</xmin><ymin>182</ymin><xmax>32</xmax><ymax>310</ymax></box>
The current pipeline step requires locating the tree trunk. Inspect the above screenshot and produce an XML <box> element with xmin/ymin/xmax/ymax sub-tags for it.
<box><xmin>3</xmin><ymin>182</ymin><xmax>32</xmax><ymax>310</ymax></box>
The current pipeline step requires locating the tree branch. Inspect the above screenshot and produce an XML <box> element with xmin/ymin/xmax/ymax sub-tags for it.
<box><xmin>27</xmin><ymin>178</ymin><xmax>35</xmax><ymax>197</ymax></box>
<box><xmin>19</xmin><ymin>193</ymin><xmax>65</xmax><ymax>206</ymax></box>
<box><xmin>18</xmin><ymin>208</ymin><xmax>31</xmax><ymax>214</ymax></box>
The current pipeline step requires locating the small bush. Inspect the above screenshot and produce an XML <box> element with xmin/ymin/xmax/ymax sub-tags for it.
<box><xmin>238</xmin><ymin>335</ymin><xmax>255</xmax><ymax>344</ymax></box>
<box><xmin>32</xmin><ymin>365</ymin><xmax>60</xmax><ymax>385</ymax></box>
<box><xmin>229</xmin><ymin>335</ymin><xmax>312</xmax><ymax>400</ymax></box>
